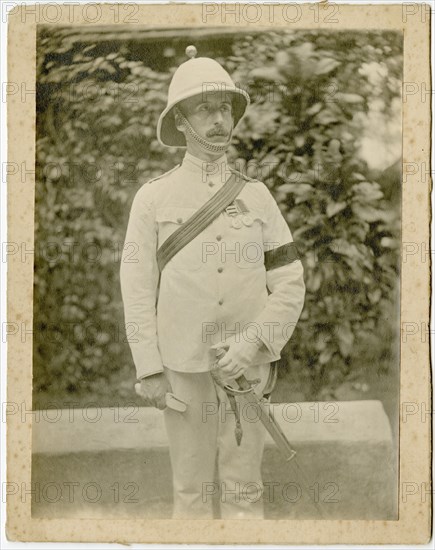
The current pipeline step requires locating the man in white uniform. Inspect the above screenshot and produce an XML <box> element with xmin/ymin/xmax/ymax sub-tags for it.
<box><xmin>120</xmin><ymin>46</ymin><xmax>305</xmax><ymax>519</ymax></box>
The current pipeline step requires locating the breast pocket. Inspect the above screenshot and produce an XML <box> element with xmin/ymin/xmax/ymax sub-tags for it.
<box><xmin>226</xmin><ymin>208</ymin><xmax>266</xmax><ymax>270</ymax></box>
<box><xmin>156</xmin><ymin>206</ymin><xmax>204</xmax><ymax>271</ymax></box>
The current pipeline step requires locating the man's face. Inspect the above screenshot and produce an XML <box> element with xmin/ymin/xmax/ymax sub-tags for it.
<box><xmin>177</xmin><ymin>92</ymin><xmax>234</xmax><ymax>145</ymax></box>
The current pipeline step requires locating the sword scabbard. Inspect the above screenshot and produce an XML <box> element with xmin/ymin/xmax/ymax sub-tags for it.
<box><xmin>235</xmin><ymin>374</ymin><xmax>297</xmax><ymax>462</ymax></box>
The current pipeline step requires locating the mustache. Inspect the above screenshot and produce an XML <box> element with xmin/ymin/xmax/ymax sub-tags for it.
<box><xmin>206</xmin><ymin>126</ymin><xmax>228</xmax><ymax>138</ymax></box>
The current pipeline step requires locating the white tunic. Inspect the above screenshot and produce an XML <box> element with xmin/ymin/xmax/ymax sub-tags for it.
<box><xmin>120</xmin><ymin>152</ymin><xmax>305</xmax><ymax>379</ymax></box>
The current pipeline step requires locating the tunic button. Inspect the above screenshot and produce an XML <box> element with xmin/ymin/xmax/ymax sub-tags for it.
<box><xmin>216</xmin><ymin>235</ymin><xmax>222</xmax><ymax>241</ymax></box>
<box><xmin>177</xmin><ymin>217</ymin><xmax>183</xmax><ymax>224</ymax></box>
<box><xmin>218</xmin><ymin>267</ymin><xmax>223</xmax><ymax>273</ymax></box>
<box><xmin>218</xmin><ymin>299</ymin><xmax>224</xmax><ymax>305</ymax></box>
<box><xmin>208</xmin><ymin>182</ymin><xmax>214</xmax><ymax>187</ymax></box>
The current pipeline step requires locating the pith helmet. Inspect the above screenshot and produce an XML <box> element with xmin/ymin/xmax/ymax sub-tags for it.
<box><xmin>157</xmin><ymin>46</ymin><xmax>250</xmax><ymax>147</ymax></box>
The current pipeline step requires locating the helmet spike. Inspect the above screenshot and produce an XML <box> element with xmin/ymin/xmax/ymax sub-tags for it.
<box><xmin>185</xmin><ymin>45</ymin><xmax>197</xmax><ymax>59</ymax></box>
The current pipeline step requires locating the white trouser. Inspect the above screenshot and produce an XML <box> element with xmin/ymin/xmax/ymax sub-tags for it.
<box><xmin>163</xmin><ymin>364</ymin><xmax>271</xmax><ymax>519</ymax></box>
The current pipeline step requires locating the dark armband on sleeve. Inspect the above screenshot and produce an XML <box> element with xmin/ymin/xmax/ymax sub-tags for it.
<box><xmin>264</xmin><ymin>242</ymin><xmax>300</xmax><ymax>271</ymax></box>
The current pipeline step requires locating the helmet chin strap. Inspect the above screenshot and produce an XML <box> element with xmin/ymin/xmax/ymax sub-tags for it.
<box><xmin>174</xmin><ymin>107</ymin><xmax>233</xmax><ymax>154</ymax></box>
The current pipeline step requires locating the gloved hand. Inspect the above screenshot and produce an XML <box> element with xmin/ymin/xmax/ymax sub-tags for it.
<box><xmin>212</xmin><ymin>337</ymin><xmax>264</xmax><ymax>381</ymax></box>
<box><xmin>135</xmin><ymin>372</ymin><xmax>172</xmax><ymax>410</ymax></box>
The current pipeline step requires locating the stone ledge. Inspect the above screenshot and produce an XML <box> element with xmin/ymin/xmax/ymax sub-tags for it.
<box><xmin>32</xmin><ymin>400</ymin><xmax>393</xmax><ymax>454</ymax></box>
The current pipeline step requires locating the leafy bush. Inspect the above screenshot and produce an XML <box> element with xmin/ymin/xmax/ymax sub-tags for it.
<box><xmin>224</xmin><ymin>31</ymin><xmax>401</xmax><ymax>396</ymax></box>
<box><xmin>33</xmin><ymin>28</ymin><xmax>401</xmax><ymax>405</ymax></box>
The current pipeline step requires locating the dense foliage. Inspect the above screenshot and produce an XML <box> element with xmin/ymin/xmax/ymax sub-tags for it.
<box><xmin>33</xmin><ymin>28</ymin><xmax>401</xmax><ymax>405</ymax></box>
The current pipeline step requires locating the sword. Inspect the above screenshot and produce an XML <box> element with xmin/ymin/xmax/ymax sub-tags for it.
<box><xmin>214</xmin><ymin>347</ymin><xmax>326</xmax><ymax>517</ymax></box>
<box><xmin>234</xmin><ymin>374</ymin><xmax>297</xmax><ymax>462</ymax></box>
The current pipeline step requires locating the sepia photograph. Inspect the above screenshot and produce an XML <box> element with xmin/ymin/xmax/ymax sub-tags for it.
<box><xmin>31</xmin><ymin>23</ymin><xmax>401</xmax><ymax>521</ymax></box>
<box><xmin>4</xmin><ymin>2</ymin><xmax>431</xmax><ymax>545</ymax></box>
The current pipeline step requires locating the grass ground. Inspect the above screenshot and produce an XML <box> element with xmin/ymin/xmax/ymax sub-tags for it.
<box><xmin>32</xmin><ymin>442</ymin><xmax>397</xmax><ymax>520</ymax></box>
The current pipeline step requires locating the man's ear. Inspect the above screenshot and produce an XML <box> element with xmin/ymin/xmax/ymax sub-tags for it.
<box><xmin>174</xmin><ymin>115</ymin><xmax>184</xmax><ymax>132</ymax></box>
<box><xmin>173</xmin><ymin>108</ymin><xmax>185</xmax><ymax>132</ymax></box>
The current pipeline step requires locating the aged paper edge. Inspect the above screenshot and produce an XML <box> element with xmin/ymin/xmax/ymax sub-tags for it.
<box><xmin>6</xmin><ymin>2</ymin><xmax>431</xmax><ymax>544</ymax></box>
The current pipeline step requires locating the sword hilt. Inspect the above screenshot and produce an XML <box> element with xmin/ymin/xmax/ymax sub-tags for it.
<box><xmin>235</xmin><ymin>374</ymin><xmax>251</xmax><ymax>390</ymax></box>
<box><xmin>213</xmin><ymin>347</ymin><xmax>260</xmax><ymax>395</ymax></box>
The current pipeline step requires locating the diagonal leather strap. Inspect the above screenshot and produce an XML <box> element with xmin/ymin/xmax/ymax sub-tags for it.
<box><xmin>157</xmin><ymin>171</ymin><xmax>246</xmax><ymax>272</ymax></box>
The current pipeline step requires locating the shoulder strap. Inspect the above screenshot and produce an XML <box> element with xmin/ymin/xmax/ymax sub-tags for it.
<box><xmin>157</xmin><ymin>170</ymin><xmax>246</xmax><ymax>272</ymax></box>
<box><xmin>146</xmin><ymin>164</ymin><xmax>181</xmax><ymax>185</ymax></box>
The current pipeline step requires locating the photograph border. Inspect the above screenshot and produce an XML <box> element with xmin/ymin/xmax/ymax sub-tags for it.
<box><xmin>6</xmin><ymin>2</ymin><xmax>431</xmax><ymax>544</ymax></box>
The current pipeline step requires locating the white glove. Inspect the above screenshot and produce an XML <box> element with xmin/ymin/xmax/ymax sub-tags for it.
<box><xmin>212</xmin><ymin>337</ymin><xmax>264</xmax><ymax>381</ymax></box>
